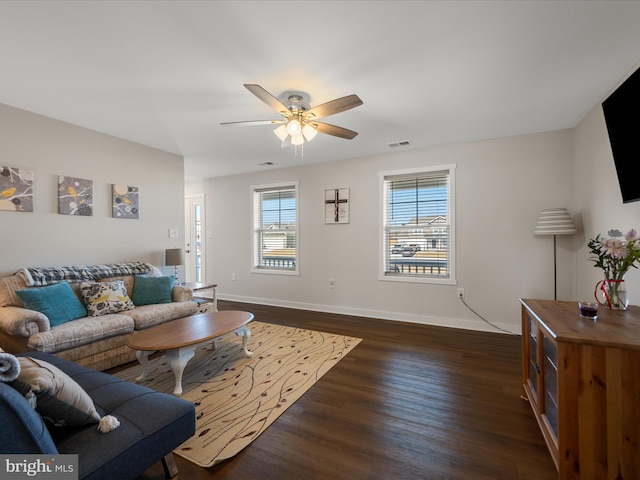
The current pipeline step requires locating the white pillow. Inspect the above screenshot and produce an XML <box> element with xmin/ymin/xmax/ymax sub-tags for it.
<box><xmin>11</xmin><ymin>357</ymin><xmax>100</xmax><ymax>427</ymax></box>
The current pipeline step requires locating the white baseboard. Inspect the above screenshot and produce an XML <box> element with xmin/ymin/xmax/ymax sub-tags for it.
<box><xmin>218</xmin><ymin>293</ymin><xmax>520</xmax><ymax>335</ymax></box>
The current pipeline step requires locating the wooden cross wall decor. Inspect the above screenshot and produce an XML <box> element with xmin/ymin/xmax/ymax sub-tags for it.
<box><xmin>324</xmin><ymin>188</ymin><xmax>349</xmax><ymax>224</ymax></box>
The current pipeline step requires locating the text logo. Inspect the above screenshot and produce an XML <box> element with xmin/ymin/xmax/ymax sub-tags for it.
<box><xmin>1</xmin><ymin>455</ymin><xmax>78</xmax><ymax>480</ymax></box>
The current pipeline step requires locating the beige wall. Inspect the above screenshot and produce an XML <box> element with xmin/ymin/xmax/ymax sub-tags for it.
<box><xmin>5</xmin><ymin>67</ymin><xmax>632</xmax><ymax>334</ymax></box>
<box><xmin>188</xmin><ymin>65</ymin><xmax>640</xmax><ymax>334</ymax></box>
<box><xmin>572</xmin><ymin>73</ymin><xmax>640</xmax><ymax>302</ymax></box>
<box><xmin>0</xmin><ymin>103</ymin><xmax>186</xmax><ymax>277</ymax></box>
<box><xmin>188</xmin><ymin>129</ymin><xmax>575</xmax><ymax>334</ymax></box>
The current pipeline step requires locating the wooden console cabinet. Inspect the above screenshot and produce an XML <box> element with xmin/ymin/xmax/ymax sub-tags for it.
<box><xmin>520</xmin><ymin>299</ymin><xmax>640</xmax><ymax>479</ymax></box>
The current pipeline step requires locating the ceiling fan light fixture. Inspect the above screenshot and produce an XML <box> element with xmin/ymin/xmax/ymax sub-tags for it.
<box><xmin>302</xmin><ymin>124</ymin><xmax>318</xmax><ymax>141</ymax></box>
<box><xmin>274</xmin><ymin>124</ymin><xmax>288</xmax><ymax>141</ymax></box>
<box><xmin>286</xmin><ymin>119</ymin><xmax>301</xmax><ymax>135</ymax></box>
<box><xmin>225</xmin><ymin>85</ymin><xmax>363</xmax><ymax>153</ymax></box>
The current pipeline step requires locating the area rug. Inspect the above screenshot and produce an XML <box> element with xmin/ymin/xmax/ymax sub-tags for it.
<box><xmin>114</xmin><ymin>321</ymin><xmax>361</xmax><ymax>467</ymax></box>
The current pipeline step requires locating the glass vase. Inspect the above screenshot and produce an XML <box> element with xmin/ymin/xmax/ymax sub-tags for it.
<box><xmin>595</xmin><ymin>274</ymin><xmax>629</xmax><ymax>310</ymax></box>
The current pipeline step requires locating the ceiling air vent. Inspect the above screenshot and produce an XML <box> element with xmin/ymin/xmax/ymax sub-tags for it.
<box><xmin>388</xmin><ymin>140</ymin><xmax>411</xmax><ymax>148</ymax></box>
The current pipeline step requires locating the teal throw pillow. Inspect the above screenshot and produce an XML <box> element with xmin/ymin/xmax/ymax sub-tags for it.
<box><xmin>132</xmin><ymin>275</ymin><xmax>174</xmax><ymax>306</ymax></box>
<box><xmin>16</xmin><ymin>281</ymin><xmax>87</xmax><ymax>327</ymax></box>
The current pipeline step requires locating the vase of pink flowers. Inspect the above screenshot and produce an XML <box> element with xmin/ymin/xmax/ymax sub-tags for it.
<box><xmin>588</xmin><ymin>229</ymin><xmax>640</xmax><ymax>310</ymax></box>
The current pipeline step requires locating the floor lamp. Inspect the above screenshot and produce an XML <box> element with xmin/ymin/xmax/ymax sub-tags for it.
<box><xmin>534</xmin><ymin>208</ymin><xmax>577</xmax><ymax>300</ymax></box>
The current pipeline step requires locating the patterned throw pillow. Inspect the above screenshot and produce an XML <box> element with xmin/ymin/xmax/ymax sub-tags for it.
<box><xmin>10</xmin><ymin>356</ymin><xmax>101</xmax><ymax>427</ymax></box>
<box><xmin>80</xmin><ymin>280</ymin><xmax>135</xmax><ymax>317</ymax></box>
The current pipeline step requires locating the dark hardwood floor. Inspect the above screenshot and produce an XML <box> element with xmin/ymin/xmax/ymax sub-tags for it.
<box><xmin>134</xmin><ymin>300</ymin><xmax>556</xmax><ymax>480</ymax></box>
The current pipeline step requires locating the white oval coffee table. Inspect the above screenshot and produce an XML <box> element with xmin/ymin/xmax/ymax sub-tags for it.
<box><xmin>127</xmin><ymin>310</ymin><xmax>254</xmax><ymax>395</ymax></box>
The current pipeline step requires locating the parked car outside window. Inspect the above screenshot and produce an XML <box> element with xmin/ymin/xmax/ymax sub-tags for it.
<box><xmin>401</xmin><ymin>246</ymin><xmax>417</xmax><ymax>257</ymax></box>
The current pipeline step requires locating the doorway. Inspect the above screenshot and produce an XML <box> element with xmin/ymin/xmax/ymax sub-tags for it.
<box><xmin>184</xmin><ymin>194</ymin><xmax>205</xmax><ymax>283</ymax></box>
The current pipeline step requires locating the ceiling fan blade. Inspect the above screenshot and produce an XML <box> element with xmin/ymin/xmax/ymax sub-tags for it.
<box><xmin>304</xmin><ymin>94</ymin><xmax>363</xmax><ymax>120</ymax></box>
<box><xmin>220</xmin><ymin>120</ymin><xmax>283</xmax><ymax>126</ymax></box>
<box><xmin>244</xmin><ymin>84</ymin><xmax>292</xmax><ymax>118</ymax></box>
<box><xmin>312</xmin><ymin>121</ymin><xmax>359</xmax><ymax>140</ymax></box>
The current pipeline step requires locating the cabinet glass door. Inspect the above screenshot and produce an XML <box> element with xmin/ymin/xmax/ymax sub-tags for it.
<box><xmin>542</xmin><ymin>335</ymin><xmax>558</xmax><ymax>437</ymax></box>
<box><xmin>527</xmin><ymin>315</ymin><xmax>538</xmax><ymax>401</ymax></box>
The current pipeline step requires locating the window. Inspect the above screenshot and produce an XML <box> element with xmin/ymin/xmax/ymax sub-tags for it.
<box><xmin>380</xmin><ymin>165</ymin><xmax>455</xmax><ymax>284</ymax></box>
<box><xmin>252</xmin><ymin>182</ymin><xmax>299</xmax><ymax>274</ymax></box>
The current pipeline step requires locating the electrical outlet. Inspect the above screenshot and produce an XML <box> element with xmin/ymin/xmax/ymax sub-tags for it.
<box><xmin>457</xmin><ymin>288</ymin><xmax>465</xmax><ymax>299</ymax></box>
<box><xmin>329</xmin><ymin>279</ymin><xmax>335</xmax><ymax>289</ymax></box>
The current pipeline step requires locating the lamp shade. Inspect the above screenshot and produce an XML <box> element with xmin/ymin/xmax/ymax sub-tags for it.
<box><xmin>274</xmin><ymin>124</ymin><xmax>288</xmax><ymax>142</ymax></box>
<box><xmin>302</xmin><ymin>124</ymin><xmax>318</xmax><ymax>141</ymax></box>
<box><xmin>290</xmin><ymin>132</ymin><xmax>305</xmax><ymax>146</ymax></box>
<box><xmin>165</xmin><ymin>248</ymin><xmax>184</xmax><ymax>266</ymax></box>
<box><xmin>533</xmin><ymin>208</ymin><xmax>577</xmax><ymax>235</ymax></box>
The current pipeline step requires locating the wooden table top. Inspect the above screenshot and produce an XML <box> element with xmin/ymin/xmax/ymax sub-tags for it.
<box><xmin>127</xmin><ymin>310</ymin><xmax>254</xmax><ymax>351</ymax></box>
<box><xmin>520</xmin><ymin>299</ymin><xmax>640</xmax><ymax>349</ymax></box>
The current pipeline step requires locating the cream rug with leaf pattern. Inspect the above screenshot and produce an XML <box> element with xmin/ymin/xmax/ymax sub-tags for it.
<box><xmin>115</xmin><ymin>321</ymin><xmax>361</xmax><ymax>467</ymax></box>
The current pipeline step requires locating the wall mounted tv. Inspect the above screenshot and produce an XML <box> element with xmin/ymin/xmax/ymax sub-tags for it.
<box><xmin>602</xmin><ymin>65</ymin><xmax>640</xmax><ymax>204</ymax></box>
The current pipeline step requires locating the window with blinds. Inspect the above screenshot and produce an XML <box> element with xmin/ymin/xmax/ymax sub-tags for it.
<box><xmin>252</xmin><ymin>182</ymin><xmax>298</xmax><ymax>274</ymax></box>
<box><xmin>380</xmin><ymin>165</ymin><xmax>456</xmax><ymax>284</ymax></box>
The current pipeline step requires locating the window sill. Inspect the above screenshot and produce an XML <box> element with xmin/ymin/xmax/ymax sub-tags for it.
<box><xmin>251</xmin><ymin>268</ymin><xmax>300</xmax><ymax>276</ymax></box>
<box><xmin>378</xmin><ymin>274</ymin><xmax>456</xmax><ymax>285</ymax></box>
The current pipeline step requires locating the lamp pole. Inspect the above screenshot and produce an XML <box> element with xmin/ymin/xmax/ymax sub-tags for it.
<box><xmin>553</xmin><ymin>234</ymin><xmax>557</xmax><ymax>301</ymax></box>
<box><xmin>533</xmin><ymin>208</ymin><xmax>577</xmax><ymax>302</ymax></box>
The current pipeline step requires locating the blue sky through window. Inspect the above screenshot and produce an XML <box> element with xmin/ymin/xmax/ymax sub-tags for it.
<box><xmin>389</xmin><ymin>183</ymin><xmax>447</xmax><ymax>226</ymax></box>
<box><xmin>261</xmin><ymin>191</ymin><xmax>296</xmax><ymax>227</ymax></box>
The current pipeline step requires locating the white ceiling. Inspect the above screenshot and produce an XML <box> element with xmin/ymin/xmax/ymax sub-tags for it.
<box><xmin>1</xmin><ymin>1</ymin><xmax>640</xmax><ymax>182</ymax></box>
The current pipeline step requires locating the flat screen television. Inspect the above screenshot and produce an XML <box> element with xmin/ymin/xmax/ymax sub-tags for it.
<box><xmin>602</xmin><ymin>65</ymin><xmax>640</xmax><ymax>203</ymax></box>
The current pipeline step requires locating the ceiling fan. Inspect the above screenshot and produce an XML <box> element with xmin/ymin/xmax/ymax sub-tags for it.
<box><xmin>221</xmin><ymin>84</ymin><xmax>363</xmax><ymax>148</ymax></box>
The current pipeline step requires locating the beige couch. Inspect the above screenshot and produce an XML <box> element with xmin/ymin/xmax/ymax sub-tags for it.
<box><xmin>0</xmin><ymin>262</ymin><xmax>198</xmax><ymax>371</ymax></box>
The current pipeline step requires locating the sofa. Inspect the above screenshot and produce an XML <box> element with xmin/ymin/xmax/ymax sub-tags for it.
<box><xmin>0</xmin><ymin>262</ymin><xmax>198</xmax><ymax>371</ymax></box>
<box><xmin>0</xmin><ymin>350</ymin><xmax>196</xmax><ymax>479</ymax></box>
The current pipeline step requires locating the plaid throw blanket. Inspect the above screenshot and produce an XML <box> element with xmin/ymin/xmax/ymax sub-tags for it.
<box><xmin>19</xmin><ymin>262</ymin><xmax>152</xmax><ymax>286</ymax></box>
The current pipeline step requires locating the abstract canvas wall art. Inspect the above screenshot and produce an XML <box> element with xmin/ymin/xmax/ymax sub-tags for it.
<box><xmin>112</xmin><ymin>184</ymin><xmax>139</xmax><ymax>219</ymax></box>
<box><xmin>0</xmin><ymin>165</ymin><xmax>34</xmax><ymax>212</ymax></box>
<box><xmin>58</xmin><ymin>176</ymin><xmax>93</xmax><ymax>216</ymax></box>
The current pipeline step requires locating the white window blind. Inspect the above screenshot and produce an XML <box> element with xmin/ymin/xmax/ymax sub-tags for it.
<box><xmin>381</xmin><ymin>166</ymin><xmax>455</xmax><ymax>283</ymax></box>
<box><xmin>252</xmin><ymin>183</ymin><xmax>298</xmax><ymax>273</ymax></box>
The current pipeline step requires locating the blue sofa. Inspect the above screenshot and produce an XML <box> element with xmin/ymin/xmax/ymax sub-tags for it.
<box><xmin>0</xmin><ymin>351</ymin><xmax>195</xmax><ymax>479</ymax></box>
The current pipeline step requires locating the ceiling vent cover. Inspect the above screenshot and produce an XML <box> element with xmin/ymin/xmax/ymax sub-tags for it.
<box><xmin>388</xmin><ymin>140</ymin><xmax>411</xmax><ymax>148</ymax></box>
